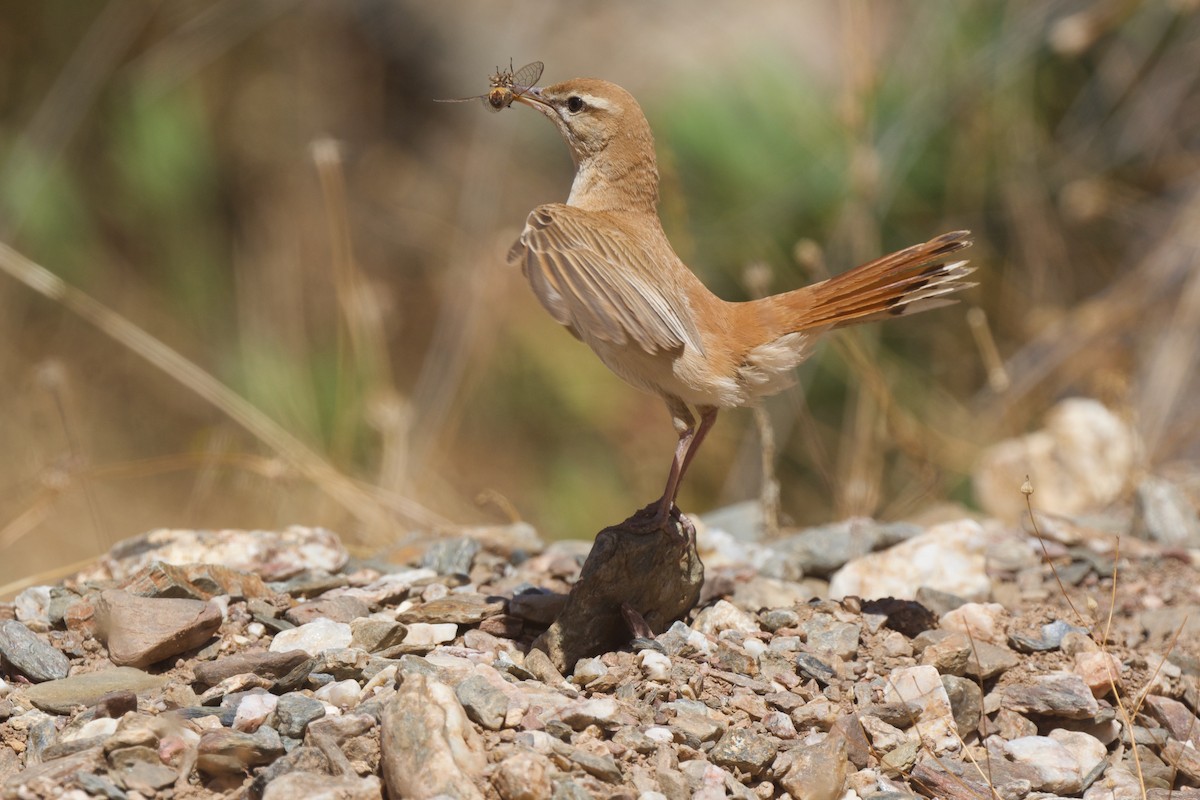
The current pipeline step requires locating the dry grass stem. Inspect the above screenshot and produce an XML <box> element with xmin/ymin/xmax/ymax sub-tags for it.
<box><xmin>0</xmin><ymin>241</ymin><xmax>449</xmax><ymax>535</ymax></box>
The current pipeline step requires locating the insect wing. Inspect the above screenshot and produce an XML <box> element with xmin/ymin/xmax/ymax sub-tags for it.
<box><xmin>512</xmin><ymin>61</ymin><xmax>544</xmax><ymax>90</ymax></box>
<box><xmin>509</xmin><ymin>61</ymin><xmax>544</xmax><ymax>102</ymax></box>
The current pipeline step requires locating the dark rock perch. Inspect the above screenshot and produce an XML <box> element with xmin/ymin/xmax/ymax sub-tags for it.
<box><xmin>531</xmin><ymin>510</ymin><xmax>704</xmax><ymax>673</ymax></box>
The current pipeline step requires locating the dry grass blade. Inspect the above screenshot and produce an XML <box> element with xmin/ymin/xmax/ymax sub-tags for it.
<box><xmin>0</xmin><ymin>241</ymin><xmax>449</xmax><ymax>534</ymax></box>
<box><xmin>883</xmin><ymin>670</ymin><xmax>1001</xmax><ymax>800</ymax></box>
<box><xmin>311</xmin><ymin>138</ymin><xmax>400</xmax><ymax>478</ymax></box>
<box><xmin>0</xmin><ymin>555</ymin><xmax>117</xmax><ymax>600</ymax></box>
<box><xmin>1023</xmin><ymin>478</ymin><xmax>1086</xmax><ymax>627</ymax></box>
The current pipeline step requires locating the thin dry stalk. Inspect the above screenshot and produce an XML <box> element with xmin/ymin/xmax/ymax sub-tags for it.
<box><xmin>0</xmin><ymin>241</ymin><xmax>449</xmax><ymax>535</ymax></box>
<box><xmin>311</xmin><ymin>138</ymin><xmax>398</xmax><ymax>470</ymax></box>
<box><xmin>966</xmin><ymin>307</ymin><xmax>1010</xmax><ymax>393</ymax></box>
<box><xmin>884</xmin><ymin>671</ymin><xmax>1001</xmax><ymax>800</ymax></box>
<box><xmin>742</xmin><ymin>262</ymin><xmax>781</xmax><ymax>538</ymax></box>
<box><xmin>1026</xmin><ymin>482</ymin><xmax>1160</xmax><ymax>799</ymax></box>
<box><xmin>0</xmin><ymin>555</ymin><xmax>115</xmax><ymax>599</ymax></box>
<box><xmin>1022</xmin><ymin>479</ymin><xmax>1086</xmax><ymax>626</ymax></box>
<box><xmin>1094</xmin><ymin>541</ymin><xmax>1150</xmax><ymax>800</ymax></box>
<box><xmin>753</xmin><ymin>406</ymin><xmax>781</xmax><ymax>539</ymax></box>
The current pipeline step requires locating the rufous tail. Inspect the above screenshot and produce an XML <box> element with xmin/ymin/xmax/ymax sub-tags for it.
<box><xmin>766</xmin><ymin>230</ymin><xmax>974</xmax><ymax>332</ymax></box>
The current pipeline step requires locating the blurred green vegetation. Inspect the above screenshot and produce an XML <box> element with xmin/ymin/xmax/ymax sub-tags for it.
<box><xmin>2</xmin><ymin>1</ymin><xmax>1199</xmax><ymax>588</ymax></box>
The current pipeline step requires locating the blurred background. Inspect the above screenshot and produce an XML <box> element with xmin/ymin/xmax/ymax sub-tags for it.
<box><xmin>2</xmin><ymin>0</ymin><xmax>1199</xmax><ymax>590</ymax></box>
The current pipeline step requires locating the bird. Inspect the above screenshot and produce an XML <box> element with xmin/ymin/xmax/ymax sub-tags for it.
<box><xmin>504</xmin><ymin>75</ymin><xmax>974</xmax><ymax>532</ymax></box>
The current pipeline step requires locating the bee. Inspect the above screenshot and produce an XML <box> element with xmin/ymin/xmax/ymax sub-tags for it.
<box><xmin>437</xmin><ymin>60</ymin><xmax>544</xmax><ymax>113</ymax></box>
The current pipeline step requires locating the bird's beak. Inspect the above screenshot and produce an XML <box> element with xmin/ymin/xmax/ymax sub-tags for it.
<box><xmin>513</xmin><ymin>86</ymin><xmax>550</xmax><ymax>112</ymax></box>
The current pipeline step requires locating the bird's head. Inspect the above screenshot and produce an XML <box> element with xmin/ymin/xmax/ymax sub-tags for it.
<box><xmin>515</xmin><ymin>77</ymin><xmax>658</xmax><ymax>210</ymax></box>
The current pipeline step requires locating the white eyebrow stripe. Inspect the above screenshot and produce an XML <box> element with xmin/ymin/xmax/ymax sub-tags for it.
<box><xmin>579</xmin><ymin>94</ymin><xmax>611</xmax><ymax>110</ymax></box>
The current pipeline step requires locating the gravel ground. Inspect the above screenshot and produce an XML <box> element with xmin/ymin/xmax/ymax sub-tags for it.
<box><xmin>1</xmin><ymin>402</ymin><xmax>1199</xmax><ymax>799</ymax></box>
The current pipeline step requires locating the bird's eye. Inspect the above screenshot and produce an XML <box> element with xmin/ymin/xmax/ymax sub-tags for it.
<box><xmin>566</xmin><ymin>96</ymin><xmax>585</xmax><ymax>113</ymax></box>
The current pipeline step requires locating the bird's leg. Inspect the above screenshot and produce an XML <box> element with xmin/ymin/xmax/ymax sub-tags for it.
<box><xmin>630</xmin><ymin>402</ymin><xmax>720</xmax><ymax>536</ymax></box>
<box><xmin>648</xmin><ymin>399</ymin><xmax>697</xmax><ymax>527</ymax></box>
<box><xmin>678</xmin><ymin>405</ymin><xmax>719</xmax><ymax>487</ymax></box>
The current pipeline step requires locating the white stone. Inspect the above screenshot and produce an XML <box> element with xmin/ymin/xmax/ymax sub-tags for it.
<box><xmin>571</xmin><ymin>657</ymin><xmax>608</xmax><ymax>686</ymax></box>
<box><xmin>504</xmin><ymin>705</ymin><xmax>525</xmax><ymax>728</ymax></box>
<box><xmin>14</xmin><ymin>586</ymin><xmax>52</xmax><ymax>625</ymax></box>
<box><xmin>638</xmin><ymin>650</ymin><xmax>672</xmax><ymax>681</ymax></box>
<box><xmin>692</xmin><ymin>599</ymin><xmax>760</xmax><ymax>636</ymax></box>
<box><xmin>315</xmin><ymin>678</ymin><xmax>362</xmax><ymax>710</ymax></box>
<box><xmin>1004</xmin><ymin>735</ymin><xmax>1083</xmax><ymax>794</ymax></box>
<box><xmin>233</xmin><ymin>693</ymin><xmax>278</xmax><ymax>732</ymax></box>
<box><xmin>829</xmin><ymin>520</ymin><xmax>990</xmax><ymax>601</ymax></box>
<box><xmin>644</xmin><ymin>726</ymin><xmax>674</xmax><ymax>744</ymax></box>
<box><xmin>210</xmin><ymin>594</ymin><xmax>231</xmax><ymax>619</ymax></box>
<box><xmin>62</xmin><ymin>717</ymin><xmax>119</xmax><ymax>741</ymax></box>
<box><xmin>974</xmin><ymin>398</ymin><xmax>1135</xmax><ymax>523</ymax></box>
<box><xmin>882</xmin><ymin>665</ymin><xmax>958</xmax><ymax>753</ymax></box>
<box><xmin>685</xmin><ymin>630</ymin><xmax>716</xmax><ymax>656</ymax></box>
<box><xmin>743</xmin><ymin>638</ymin><xmax>767</xmax><ymax>658</ymax></box>
<box><xmin>403</xmin><ymin>622</ymin><xmax>458</xmax><ymax>646</ymax></box>
<box><xmin>270</xmin><ymin>618</ymin><xmax>353</xmax><ymax>656</ymax></box>
<box><xmin>78</xmin><ymin>526</ymin><xmax>349</xmax><ymax>582</ymax></box>
<box><xmin>1049</xmin><ymin>728</ymin><xmax>1107</xmax><ymax>778</ymax></box>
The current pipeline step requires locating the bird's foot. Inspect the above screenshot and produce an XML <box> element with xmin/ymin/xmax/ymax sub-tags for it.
<box><xmin>622</xmin><ymin>501</ymin><xmax>693</xmax><ymax>546</ymax></box>
<box><xmin>620</xmin><ymin>602</ymin><xmax>654</xmax><ymax>640</ymax></box>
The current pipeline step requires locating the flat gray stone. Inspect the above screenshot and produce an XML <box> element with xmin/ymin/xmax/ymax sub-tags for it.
<box><xmin>669</xmin><ymin>711</ymin><xmax>724</xmax><ymax>747</ymax></box>
<box><xmin>455</xmin><ymin>674</ymin><xmax>508</xmax><ymax>731</ymax></box>
<box><xmin>768</xmin><ymin>519</ymin><xmax>921</xmax><ymax>580</ymax></box>
<box><xmin>271</xmin><ymin>693</ymin><xmax>327</xmax><ymax>739</ymax></box>
<box><xmin>564</xmin><ymin>747</ymin><xmax>622</xmax><ymax>783</ymax></box>
<box><xmin>397</xmin><ymin>594</ymin><xmax>505</xmax><ymax>625</ymax></box>
<box><xmin>421</xmin><ymin>536</ymin><xmax>481</xmax><ymax>576</ymax></box>
<box><xmin>942</xmin><ymin>674</ymin><xmax>983</xmax><ymax>737</ymax></box>
<box><xmin>22</xmin><ymin>667</ymin><xmax>169</xmax><ymax>714</ymax></box>
<box><xmin>109</xmin><ymin>745</ymin><xmax>177</xmax><ymax>793</ymax></box>
<box><xmin>709</xmin><ymin>727</ymin><xmax>778</xmax><ymax>778</ymax></box>
<box><xmin>350</xmin><ymin>618</ymin><xmax>407</xmax><ymax>652</ymax></box>
<box><xmin>1003</xmin><ymin>672</ymin><xmax>1100</xmax><ymax>719</ymax></box>
<box><xmin>0</xmin><ymin>620</ymin><xmax>70</xmax><ymax>682</ymax></box>
<box><xmin>192</xmin><ymin>649</ymin><xmax>310</xmax><ymax>688</ymax></box>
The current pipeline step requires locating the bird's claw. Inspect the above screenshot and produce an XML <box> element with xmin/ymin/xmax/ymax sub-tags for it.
<box><xmin>623</xmin><ymin>501</ymin><xmax>693</xmax><ymax>547</ymax></box>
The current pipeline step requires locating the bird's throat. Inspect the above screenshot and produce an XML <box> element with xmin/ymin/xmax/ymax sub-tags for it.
<box><xmin>567</xmin><ymin>151</ymin><xmax>659</xmax><ymax>214</ymax></box>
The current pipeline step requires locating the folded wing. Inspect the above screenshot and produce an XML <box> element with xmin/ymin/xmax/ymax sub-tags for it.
<box><xmin>508</xmin><ymin>204</ymin><xmax>702</xmax><ymax>354</ymax></box>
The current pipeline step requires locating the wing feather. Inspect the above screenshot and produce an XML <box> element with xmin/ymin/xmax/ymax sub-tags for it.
<box><xmin>508</xmin><ymin>205</ymin><xmax>702</xmax><ymax>354</ymax></box>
